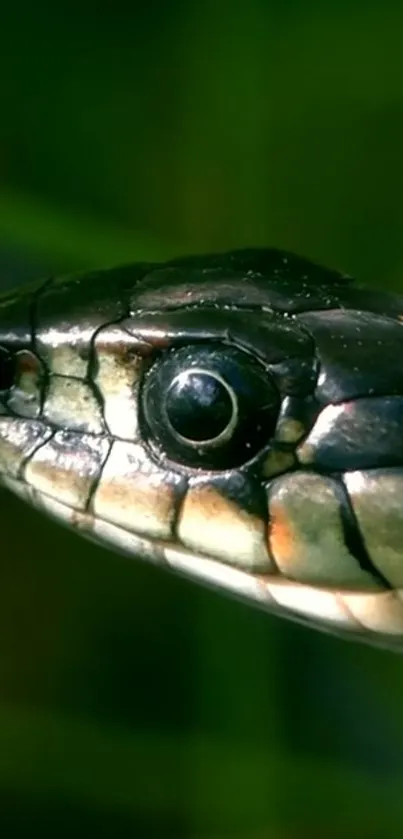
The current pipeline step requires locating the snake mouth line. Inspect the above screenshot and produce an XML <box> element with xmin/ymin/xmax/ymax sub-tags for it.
<box><xmin>3</xmin><ymin>473</ymin><xmax>403</xmax><ymax>650</ymax></box>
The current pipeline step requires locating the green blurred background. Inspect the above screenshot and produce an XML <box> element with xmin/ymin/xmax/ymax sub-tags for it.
<box><xmin>1</xmin><ymin>2</ymin><xmax>403</xmax><ymax>837</ymax></box>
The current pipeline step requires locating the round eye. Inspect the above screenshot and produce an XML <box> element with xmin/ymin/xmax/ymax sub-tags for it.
<box><xmin>141</xmin><ymin>344</ymin><xmax>280</xmax><ymax>469</ymax></box>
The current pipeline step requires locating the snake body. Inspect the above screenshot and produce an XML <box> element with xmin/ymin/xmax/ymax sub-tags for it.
<box><xmin>1</xmin><ymin>247</ymin><xmax>403</xmax><ymax>649</ymax></box>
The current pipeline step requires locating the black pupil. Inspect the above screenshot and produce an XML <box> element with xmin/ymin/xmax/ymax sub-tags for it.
<box><xmin>0</xmin><ymin>349</ymin><xmax>15</xmax><ymax>392</ymax></box>
<box><xmin>165</xmin><ymin>370</ymin><xmax>234</xmax><ymax>443</ymax></box>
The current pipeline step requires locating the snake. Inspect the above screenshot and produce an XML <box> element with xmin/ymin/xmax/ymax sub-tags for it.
<box><xmin>1</xmin><ymin>247</ymin><xmax>403</xmax><ymax>651</ymax></box>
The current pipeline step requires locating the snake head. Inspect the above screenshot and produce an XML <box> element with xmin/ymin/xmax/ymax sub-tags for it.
<box><xmin>1</xmin><ymin>248</ymin><xmax>403</xmax><ymax>650</ymax></box>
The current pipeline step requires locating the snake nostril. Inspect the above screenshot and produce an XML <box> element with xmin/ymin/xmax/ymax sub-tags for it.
<box><xmin>0</xmin><ymin>347</ymin><xmax>16</xmax><ymax>392</ymax></box>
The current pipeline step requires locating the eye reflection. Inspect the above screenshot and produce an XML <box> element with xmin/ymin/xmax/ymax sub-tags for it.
<box><xmin>165</xmin><ymin>368</ymin><xmax>238</xmax><ymax>446</ymax></box>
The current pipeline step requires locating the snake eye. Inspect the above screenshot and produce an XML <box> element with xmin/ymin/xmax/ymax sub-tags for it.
<box><xmin>141</xmin><ymin>344</ymin><xmax>280</xmax><ymax>469</ymax></box>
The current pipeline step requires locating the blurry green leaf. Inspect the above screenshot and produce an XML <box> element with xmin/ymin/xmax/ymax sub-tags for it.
<box><xmin>1</xmin><ymin>703</ymin><xmax>403</xmax><ymax>835</ymax></box>
<box><xmin>0</xmin><ymin>187</ymin><xmax>181</xmax><ymax>269</ymax></box>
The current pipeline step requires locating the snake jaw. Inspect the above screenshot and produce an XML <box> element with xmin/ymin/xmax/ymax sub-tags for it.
<box><xmin>3</xmin><ymin>466</ymin><xmax>403</xmax><ymax>652</ymax></box>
